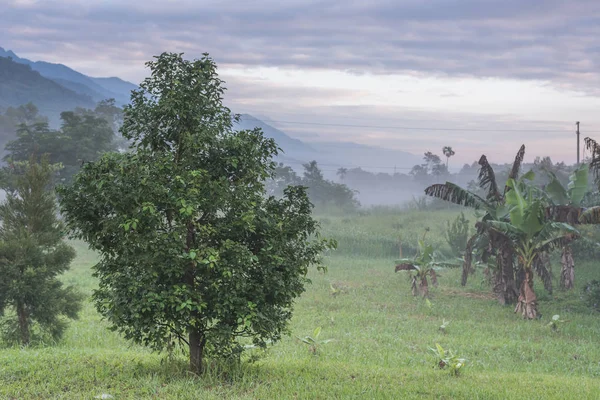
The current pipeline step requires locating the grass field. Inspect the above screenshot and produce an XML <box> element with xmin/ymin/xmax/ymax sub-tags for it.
<box><xmin>2</xmin><ymin>209</ymin><xmax>600</xmax><ymax>399</ymax></box>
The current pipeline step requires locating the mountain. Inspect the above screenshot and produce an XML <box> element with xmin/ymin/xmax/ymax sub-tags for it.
<box><xmin>234</xmin><ymin>114</ymin><xmax>422</xmax><ymax>178</ymax></box>
<box><xmin>0</xmin><ymin>56</ymin><xmax>95</xmax><ymax>123</ymax></box>
<box><xmin>234</xmin><ymin>114</ymin><xmax>317</xmax><ymax>164</ymax></box>
<box><xmin>0</xmin><ymin>47</ymin><xmax>136</xmax><ymax>106</ymax></box>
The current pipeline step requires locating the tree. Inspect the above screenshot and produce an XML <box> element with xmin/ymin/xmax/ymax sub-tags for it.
<box><xmin>337</xmin><ymin>167</ymin><xmax>348</xmax><ymax>182</ymax></box>
<box><xmin>0</xmin><ymin>155</ymin><xmax>83</xmax><ymax>345</ymax></box>
<box><xmin>543</xmin><ymin>164</ymin><xmax>589</xmax><ymax>290</ymax></box>
<box><xmin>487</xmin><ymin>177</ymin><xmax>578</xmax><ymax>319</ymax></box>
<box><xmin>4</xmin><ymin>109</ymin><xmax>116</xmax><ymax>183</ymax></box>
<box><xmin>443</xmin><ymin>146</ymin><xmax>455</xmax><ymax>169</ymax></box>
<box><xmin>58</xmin><ymin>52</ymin><xmax>334</xmax><ymax>374</ymax></box>
<box><xmin>425</xmin><ymin>146</ymin><xmax>527</xmax><ymax>305</ymax></box>
<box><xmin>300</xmin><ymin>161</ymin><xmax>359</xmax><ymax>210</ymax></box>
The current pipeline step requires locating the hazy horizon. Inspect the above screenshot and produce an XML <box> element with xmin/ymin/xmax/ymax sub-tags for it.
<box><xmin>4</xmin><ymin>0</ymin><xmax>600</xmax><ymax>165</ymax></box>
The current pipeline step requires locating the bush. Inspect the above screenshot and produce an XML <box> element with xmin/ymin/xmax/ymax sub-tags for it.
<box><xmin>582</xmin><ymin>280</ymin><xmax>600</xmax><ymax>311</ymax></box>
<box><xmin>445</xmin><ymin>212</ymin><xmax>471</xmax><ymax>257</ymax></box>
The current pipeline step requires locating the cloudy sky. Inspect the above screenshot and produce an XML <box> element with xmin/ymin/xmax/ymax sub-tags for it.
<box><xmin>4</xmin><ymin>0</ymin><xmax>600</xmax><ymax>165</ymax></box>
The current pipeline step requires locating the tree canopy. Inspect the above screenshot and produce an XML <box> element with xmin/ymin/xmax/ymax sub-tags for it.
<box><xmin>58</xmin><ymin>52</ymin><xmax>334</xmax><ymax>374</ymax></box>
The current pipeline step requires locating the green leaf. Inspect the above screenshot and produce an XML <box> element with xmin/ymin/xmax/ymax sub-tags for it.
<box><xmin>568</xmin><ymin>165</ymin><xmax>589</xmax><ymax>206</ymax></box>
<box><xmin>545</xmin><ymin>172</ymin><xmax>569</xmax><ymax>205</ymax></box>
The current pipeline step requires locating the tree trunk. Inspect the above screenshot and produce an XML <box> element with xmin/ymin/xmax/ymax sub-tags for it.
<box><xmin>430</xmin><ymin>270</ymin><xmax>438</xmax><ymax>287</ymax></box>
<box><xmin>419</xmin><ymin>276</ymin><xmax>429</xmax><ymax>297</ymax></box>
<box><xmin>16</xmin><ymin>301</ymin><xmax>30</xmax><ymax>345</ymax></box>
<box><xmin>494</xmin><ymin>245</ymin><xmax>518</xmax><ymax>305</ymax></box>
<box><xmin>560</xmin><ymin>246</ymin><xmax>575</xmax><ymax>290</ymax></box>
<box><xmin>514</xmin><ymin>269</ymin><xmax>537</xmax><ymax>319</ymax></box>
<box><xmin>189</xmin><ymin>330</ymin><xmax>206</xmax><ymax>374</ymax></box>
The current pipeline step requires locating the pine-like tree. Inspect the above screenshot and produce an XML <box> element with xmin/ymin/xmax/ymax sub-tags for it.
<box><xmin>0</xmin><ymin>155</ymin><xmax>83</xmax><ymax>345</ymax></box>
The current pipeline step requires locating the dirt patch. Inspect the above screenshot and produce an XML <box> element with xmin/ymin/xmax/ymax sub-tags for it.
<box><xmin>440</xmin><ymin>288</ymin><xmax>496</xmax><ymax>300</ymax></box>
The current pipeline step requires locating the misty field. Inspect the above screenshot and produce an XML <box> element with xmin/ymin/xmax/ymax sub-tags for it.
<box><xmin>2</xmin><ymin>209</ymin><xmax>600</xmax><ymax>399</ymax></box>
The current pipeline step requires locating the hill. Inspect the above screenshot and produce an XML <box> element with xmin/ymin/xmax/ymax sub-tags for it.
<box><xmin>235</xmin><ymin>114</ymin><xmax>422</xmax><ymax>177</ymax></box>
<box><xmin>0</xmin><ymin>56</ymin><xmax>95</xmax><ymax>124</ymax></box>
<box><xmin>0</xmin><ymin>47</ymin><xmax>136</xmax><ymax>106</ymax></box>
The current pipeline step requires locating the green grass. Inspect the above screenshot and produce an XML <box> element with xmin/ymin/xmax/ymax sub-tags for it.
<box><xmin>2</xmin><ymin>210</ymin><xmax>600</xmax><ymax>399</ymax></box>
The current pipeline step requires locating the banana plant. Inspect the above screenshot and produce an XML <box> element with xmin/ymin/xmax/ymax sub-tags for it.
<box><xmin>487</xmin><ymin>177</ymin><xmax>579</xmax><ymax>319</ymax></box>
<box><xmin>425</xmin><ymin>145</ymin><xmax>525</xmax><ymax>305</ymax></box>
<box><xmin>543</xmin><ymin>164</ymin><xmax>589</xmax><ymax>289</ymax></box>
<box><xmin>394</xmin><ymin>233</ymin><xmax>460</xmax><ymax>297</ymax></box>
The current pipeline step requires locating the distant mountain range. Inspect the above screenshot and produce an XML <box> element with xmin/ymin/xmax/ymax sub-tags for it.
<box><xmin>0</xmin><ymin>47</ymin><xmax>137</xmax><ymax>124</ymax></box>
<box><xmin>0</xmin><ymin>46</ymin><xmax>421</xmax><ymax>175</ymax></box>
<box><xmin>234</xmin><ymin>114</ymin><xmax>422</xmax><ymax>177</ymax></box>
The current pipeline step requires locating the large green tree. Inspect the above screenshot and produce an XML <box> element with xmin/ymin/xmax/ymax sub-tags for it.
<box><xmin>58</xmin><ymin>52</ymin><xmax>334</xmax><ymax>374</ymax></box>
<box><xmin>0</xmin><ymin>155</ymin><xmax>83</xmax><ymax>345</ymax></box>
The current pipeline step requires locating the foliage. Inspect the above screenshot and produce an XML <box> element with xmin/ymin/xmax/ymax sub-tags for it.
<box><xmin>266</xmin><ymin>161</ymin><xmax>359</xmax><ymax>211</ymax></box>
<box><xmin>582</xmin><ymin>280</ymin><xmax>600</xmax><ymax>311</ymax></box>
<box><xmin>445</xmin><ymin>211</ymin><xmax>471</xmax><ymax>257</ymax></box>
<box><xmin>0</xmin><ymin>56</ymin><xmax>95</xmax><ymax>125</ymax></box>
<box><xmin>58</xmin><ymin>52</ymin><xmax>334</xmax><ymax>374</ymax></box>
<box><xmin>4</xmin><ymin>214</ymin><xmax>600</xmax><ymax>398</ymax></box>
<box><xmin>3</xmin><ymin>103</ymin><xmax>118</xmax><ymax>184</ymax></box>
<box><xmin>443</xmin><ymin>146</ymin><xmax>455</xmax><ymax>168</ymax></box>
<box><xmin>547</xmin><ymin>314</ymin><xmax>567</xmax><ymax>332</ymax></box>
<box><xmin>439</xmin><ymin>319</ymin><xmax>451</xmax><ymax>334</ymax></box>
<box><xmin>429</xmin><ymin>343</ymin><xmax>466</xmax><ymax>376</ymax></box>
<box><xmin>0</xmin><ymin>155</ymin><xmax>83</xmax><ymax>345</ymax></box>
<box><xmin>395</xmin><ymin>233</ymin><xmax>460</xmax><ymax>297</ymax></box>
<box><xmin>296</xmin><ymin>327</ymin><xmax>334</xmax><ymax>354</ymax></box>
<box><xmin>488</xmin><ymin>175</ymin><xmax>578</xmax><ymax>318</ymax></box>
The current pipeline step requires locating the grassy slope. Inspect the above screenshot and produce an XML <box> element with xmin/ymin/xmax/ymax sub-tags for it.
<box><xmin>2</xmin><ymin>210</ymin><xmax>600</xmax><ymax>399</ymax></box>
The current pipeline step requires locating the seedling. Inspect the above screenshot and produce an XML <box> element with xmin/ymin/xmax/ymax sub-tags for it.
<box><xmin>429</xmin><ymin>343</ymin><xmax>466</xmax><ymax>376</ymax></box>
<box><xmin>439</xmin><ymin>319</ymin><xmax>451</xmax><ymax>334</ymax></box>
<box><xmin>547</xmin><ymin>314</ymin><xmax>568</xmax><ymax>331</ymax></box>
<box><xmin>296</xmin><ymin>327</ymin><xmax>334</xmax><ymax>354</ymax></box>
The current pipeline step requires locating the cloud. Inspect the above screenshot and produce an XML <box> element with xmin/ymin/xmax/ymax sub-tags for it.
<box><xmin>1</xmin><ymin>0</ymin><xmax>599</xmax><ymax>164</ymax></box>
<box><xmin>2</xmin><ymin>0</ymin><xmax>600</xmax><ymax>92</ymax></box>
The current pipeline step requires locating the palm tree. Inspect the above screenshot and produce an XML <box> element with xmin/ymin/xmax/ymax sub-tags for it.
<box><xmin>425</xmin><ymin>145</ymin><xmax>526</xmax><ymax>305</ymax></box>
<box><xmin>443</xmin><ymin>146</ymin><xmax>456</xmax><ymax>169</ymax></box>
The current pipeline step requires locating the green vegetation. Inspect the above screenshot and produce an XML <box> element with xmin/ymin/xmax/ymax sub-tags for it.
<box><xmin>3</xmin><ymin>213</ymin><xmax>600</xmax><ymax>398</ymax></box>
<box><xmin>0</xmin><ymin>156</ymin><xmax>83</xmax><ymax>345</ymax></box>
<box><xmin>0</xmin><ymin>56</ymin><xmax>94</xmax><ymax>124</ymax></box>
<box><xmin>3</xmin><ymin>52</ymin><xmax>600</xmax><ymax>398</ymax></box>
<box><xmin>58</xmin><ymin>52</ymin><xmax>334</xmax><ymax>375</ymax></box>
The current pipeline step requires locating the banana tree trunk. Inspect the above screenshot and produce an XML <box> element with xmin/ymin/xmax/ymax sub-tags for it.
<box><xmin>514</xmin><ymin>269</ymin><xmax>537</xmax><ymax>319</ymax></box>
<box><xmin>494</xmin><ymin>244</ymin><xmax>518</xmax><ymax>305</ymax></box>
<box><xmin>419</xmin><ymin>275</ymin><xmax>429</xmax><ymax>297</ymax></box>
<box><xmin>560</xmin><ymin>246</ymin><xmax>575</xmax><ymax>290</ymax></box>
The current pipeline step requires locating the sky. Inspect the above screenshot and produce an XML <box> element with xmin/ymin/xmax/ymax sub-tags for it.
<box><xmin>3</xmin><ymin>0</ymin><xmax>600</xmax><ymax>165</ymax></box>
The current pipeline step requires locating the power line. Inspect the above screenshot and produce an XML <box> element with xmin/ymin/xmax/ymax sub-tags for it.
<box><xmin>236</xmin><ymin>118</ymin><xmax>600</xmax><ymax>133</ymax></box>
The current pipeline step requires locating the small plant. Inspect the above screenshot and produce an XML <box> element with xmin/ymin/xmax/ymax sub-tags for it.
<box><xmin>329</xmin><ymin>282</ymin><xmax>348</xmax><ymax>297</ymax></box>
<box><xmin>547</xmin><ymin>315</ymin><xmax>567</xmax><ymax>332</ymax></box>
<box><xmin>429</xmin><ymin>343</ymin><xmax>466</xmax><ymax>376</ymax></box>
<box><xmin>296</xmin><ymin>327</ymin><xmax>334</xmax><ymax>355</ymax></box>
<box><xmin>582</xmin><ymin>280</ymin><xmax>600</xmax><ymax>311</ymax></box>
<box><xmin>395</xmin><ymin>231</ymin><xmax>460</xmax><ymax>297</ymax></box>
<box><xmin>445</xmin><ymin>212</ymin><xmax>471</xmax><ymax>257</ymax></box>
<box><xmin>439</xmin><ymin>319</ymin><xmax>451</xmax><ymax>334</ymax></box>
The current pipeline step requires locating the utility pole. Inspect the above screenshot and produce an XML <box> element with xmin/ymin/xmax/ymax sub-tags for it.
<box><xmin>576</xmin><ymin>121</ymin><xmax>580</xmax><ymax>165</ymax></box>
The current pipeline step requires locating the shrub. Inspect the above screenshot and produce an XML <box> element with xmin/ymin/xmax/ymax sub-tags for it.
<box><xmin>445</xmin><ymin>212</ymin><xmax>471</xmax><ymax>257</ymax></box>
